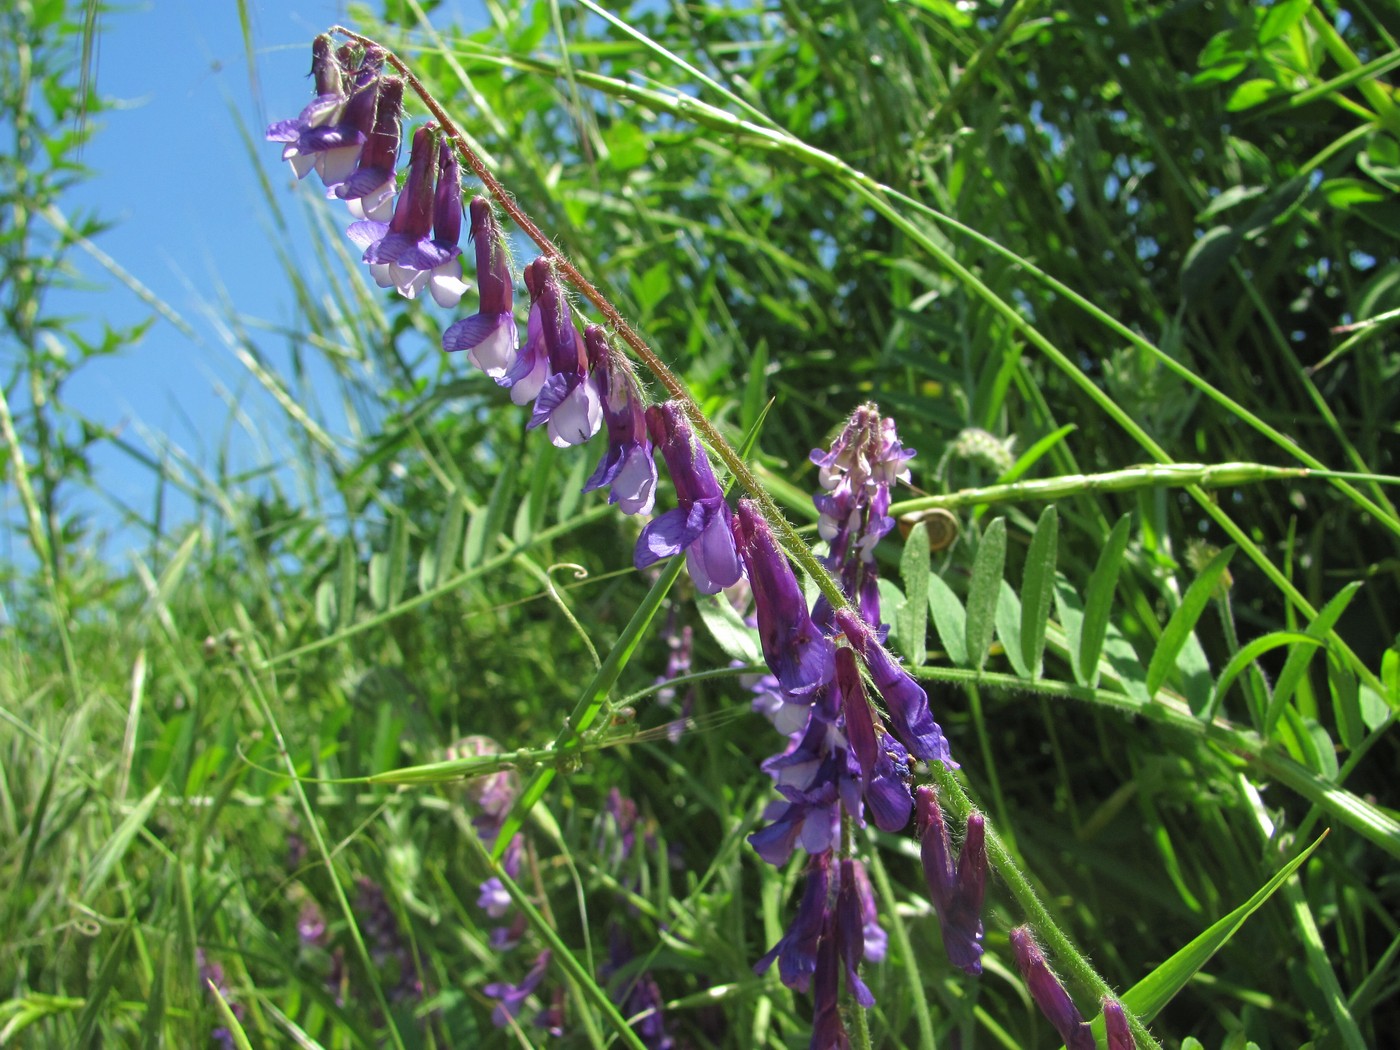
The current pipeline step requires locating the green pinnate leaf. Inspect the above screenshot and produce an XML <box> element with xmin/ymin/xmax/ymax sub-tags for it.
<box><xmin>965</xmin><ymin>517</ymin><xmax>1007</xmax><ymax>671</ymax></box>
<box><xmin>1020</xmin><ymin>505</ymin><xmax>1058</xmax><ymax>677</ymax></box>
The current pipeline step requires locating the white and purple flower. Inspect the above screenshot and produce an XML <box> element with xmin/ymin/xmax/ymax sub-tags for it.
<box><xmin>633</xmin><ymin>402</ymin><xmax>742</xmax><ymax>595</ymax></box>
<box><xmin>582</xmin><ymin>326</ymin><xmax>657</xmax><ymax>515</ymax></box>
<box><xmin>443</xmin><ymin>197</ymin><xmax>519</xmax><ymax>378</ymax></box>
<box><xmin>347</xmin><ymin>125</ymin><xmax>469</xmax><ymax>307</ymax></box>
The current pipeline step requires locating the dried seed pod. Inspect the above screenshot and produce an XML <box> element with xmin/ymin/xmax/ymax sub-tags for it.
<box><xmin>899</xmin><ymin>507</ymin><xmax>959</xmax><ymax>551</ymax></box>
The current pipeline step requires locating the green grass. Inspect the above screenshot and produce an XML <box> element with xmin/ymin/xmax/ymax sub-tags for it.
<box><xmin>3</xmin><ymin>1</ymin><xmax>1399</xmax><ymax>1047</ymax></box>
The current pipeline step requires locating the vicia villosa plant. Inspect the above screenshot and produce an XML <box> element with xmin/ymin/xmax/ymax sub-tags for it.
<box><xmin>252</xmin><ymin>20</ymin><xmax>1361</xmax><ymax>1050</ymax></box>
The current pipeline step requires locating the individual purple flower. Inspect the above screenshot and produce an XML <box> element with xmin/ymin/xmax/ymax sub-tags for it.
<box><xmin>582</xmin><ymin>326</ymin><xmax>657</xmax><ymax>514</ymax></box>
<box><xmin>835</xmin><ymin>609</ymin><xmax>953</xmax><ymax>766</ymax></box>
<box><xmin>523</xmin><ymin>267</ymin><xmax>602</xmax><ymax>446</ymax></box>
<box><xmin>336</xmin><ymin>76</ymin><xmax>405</xmax><ymax>220</ymax></box>
<box><xmin>916</xmin><ymin>787</ymin><xmax>986</xmax><ymax>975</ymax></box>
<box><xmin>1009</xmin><ymin>927</ymin><xmax>1095</xmax><ymax>1050</ymax></box>
<box><xmin>477</xmin><ymin>834</ymin><xmax>522</xmax><ymax>918</ymax></box>
<box><xmin>485</xmin><ymin>949</ymin><xmax>552</xmax><ymax>1029</ymax></box>
<box><xmin>633</xmin><ymin>402</ymin><xmax>743</xmax><ymax>595</ymax></box>
<box><xmin>837</xmin><ymin>648</ymin><xmax>913</xmax><ymax>833</ymax></box>
<box><xmin>1103</xmin><ymin>998</ymin><xmax>1135</xmax><ymax>1050</ymax></box>
<box><xmin>198</xmin><ymin>948</ymin><xmax>244</xmax><ymax>1049</ymax></box>
<box><xmin>347</xmin><ymin>125</ymin><xmax>469</xmax><ymax>307</ymax></box>
<box><xmin>834</xmin><ymin>859</ymin><xmax>878</xmax><ymax>1007</ymax></box>
<box><xmin>733</xmin><ymin>500</ymin><xmax>834</xmax><ymax>698</ymax></box>
<box><xmin>297</xmin><ymin>900</ymin><xmax>328</xmax><ymax>945</ymax></box>
<box><xmin>265</xmin><ymin>35</ymin><xmax>349</xmax><ymax>180</ymax></box>
<box><xmin>755</xmin><ymin>852</ymin><xmax>831</xmax><ymax>992</ymax></box>
<box><xmin>443</xmin><ymin>197</ymin><xmax>519</xmax><ymax>378</ymax></box>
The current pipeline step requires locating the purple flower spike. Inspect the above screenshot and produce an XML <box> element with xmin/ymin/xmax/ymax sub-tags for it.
<box><xmin>517</xmin><ymin>263</ymin><xmax>602</xmax><ymax>446</ymax></box>
<box><xmin>633</xmin><ymin>403</ymin><xmax>742</xmax><ymax>595</ymax></box>
<box><xmin>916</xmin><ymin>787</ymin><xmax>985</xmax><ymax>975</ymax></box>
<box><xmin>349</xmin><ymin>124</ymin><xmax>469</xmax><ymax>306</ymax></box>
<box><xmin>1103</xmin><ymin>998</ymin><xmax>1135</xmax><ymax>1050</ymax></box>
<box><xmin>836</xmin><ymin>610</ymin><xmax>953</xmax><ymax>766</ymax></box>
<box><xmin>582</xmin><ymin>327</ymin><xmax>657</xmax><ymax>514</ymax></box>
<box><xmin>1010</xmin><ymin>928</ymin><xmax>1095</xmax><ymax>1050</ymax></box>
<box><xmin>734</xmin><ymin>500</ymin><xmax>834</xmax><ymax>698</ymax></box>
<box><xmin>485</xmin><ymin>949</ymin><xmax>552</xmax><ymax>1029</ymax></box>
<box><xmin>443</xmin><ymin>197</ymin><xmax>519</xmax><ymax>377</ymax></box>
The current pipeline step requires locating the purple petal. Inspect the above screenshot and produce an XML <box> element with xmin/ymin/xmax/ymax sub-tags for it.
<box><xmin>634</xmin><ymin>508</ymin><xmax>696</xmax><ymax>569</ymax></box>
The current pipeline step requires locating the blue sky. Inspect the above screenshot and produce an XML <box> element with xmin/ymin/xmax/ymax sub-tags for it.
<box><xmin>50</xmin><ymin>0</ymin><xmax>485</xmax><ymax>558</ymax></box>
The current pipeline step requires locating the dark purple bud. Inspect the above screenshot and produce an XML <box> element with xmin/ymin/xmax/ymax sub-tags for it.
<box><xmin>838</xmin><ymin>647</ymin><xmax>878</xmax><ymax>776</ymax></box>
<box><xmin>734</xmin><ymin>500</ymin><xmax>834</xmax><ymax>698</ymax></box>
<box><xmin>310</xmin><ymin>35</ymin><xmax>343</xmax><ymax>96</ymax></box>
<box><xmin>1009</xmin><ymin>927</ymin><xmax>1095</xmax><ymax>1050</ymax></box>
<box><xmin>433</xmin><ymin>140</ymin><xmax>462</xmax><ymax>247</ymax></box>
<box><xmin>809</xmin><ymin>934</ymin><xmax>852</xmax><ymax>1050</ymax></box>
<box><xmin>916</xmin><ymin>787</ymin><xmax>985</xmax><ymax>974</ymax></box>
<box><xmin>836</xmin><ymin>609</ymin><xmax>954</xmax><ymax>766</ymax></box>
<box><xmin>1103</xmin><ymin>998</ymin><xmax>1134</xmax><ymax>1050</ymax></box>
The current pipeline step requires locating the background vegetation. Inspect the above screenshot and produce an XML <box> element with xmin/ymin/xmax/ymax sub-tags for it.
<box><xmin>3</xmin><ymin>0</ymin><xmax>1398</xmax><ymax>1046</ymax></box>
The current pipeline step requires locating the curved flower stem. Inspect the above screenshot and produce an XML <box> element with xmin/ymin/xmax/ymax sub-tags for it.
<box><xmin>327</xmin><ymin>25</ymin><xmax>850</xmax><ymax>617</ymax></box>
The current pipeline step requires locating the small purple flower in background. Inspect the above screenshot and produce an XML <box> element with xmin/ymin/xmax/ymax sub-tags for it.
<box><xmin>1103</xmin><ymin>997</ymin><xmax>1135</xmax><ymax>1050</ymax></box>
<box><xmin>452</xmin><ymin>735</ymin><xmax>521</xmax><ymax>844</ymax></box>
<box><xmin>443</xmin><ymin>197</ymin><xmax>519</xmax><ymax>378</ymax></box>
<box><xmin>348</xmin><ymin>125</ymin><xmax>469</xmax><ymax>306</ymax></box>
<box><xmin>198</xmin><ymin>948</ymin><xmax>244</xmax><ymax>1049</ymax></box>
<box><xmin>915</xmin><ymin>786</ymin><xmax>986</xmax><ymax>975</ymax></box>
<box><xmin>297</xmin><ymin>899</ymin><xmax>328</xmax><ymax>945</ymax></box>
<box><xmin>634</xmin><ymin>402</ymin><xmax>743</xmax><ymax>595</ymax></box>
<box><xmin>605</xmin><ymin>926</ymin><xmax>675</xmax><ymax>1050</ymax></box>
<box><xmin>1010</xmin><ymin>926</ymin><xmax>1096</xmax><ymax>1050</ymax></box>
<box><xmin>733</xmin><ymin>499</ymin><xmax>834</xmax><ymax>699</ymax></box>
<box><xmin>484</xmin><ymin>948</ymin><xmax>552</xmax><ymax>1029</ymax></box>
<box><xmin>810</xmin><ymin>403</ymin><xmax>914</xmax><ymax>633</ymax></box>
<box><xmin>355</xmin><ymin>876</ymin><xmax>420</xmax><ymax>1003</ymax></box>
<box><xmin>521</xmin><ymin>264</ymin><xmax>602</xmax><ymax>446</ymax></box>
<box><xmin>583</xmin><ymin>326</ymin><xmax>658</xmax><ymax>514</ymax></box>
<box><xmin>477</xmin><ymin>834</ymin><xmax>522</xmax><ymax>919</ymax></box>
